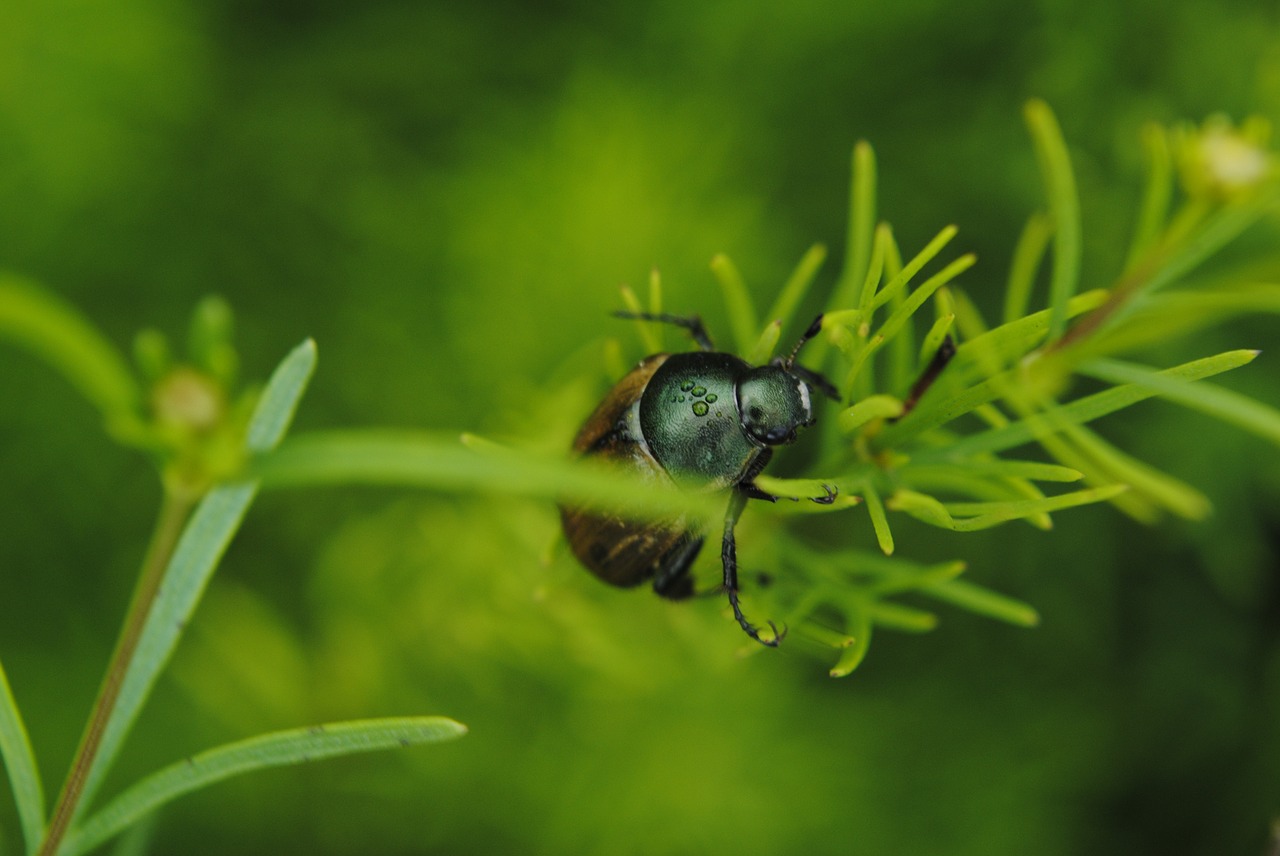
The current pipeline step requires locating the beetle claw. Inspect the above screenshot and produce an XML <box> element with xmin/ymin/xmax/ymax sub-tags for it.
<box><xmin>728</xmin><ymin>587</ymin><xmax>785</xmax><ymax>647</ymax></box>
<box><xmin>810</xmin><ymin>483</ymin><xmax>838</xmax><ymax>505</ymax></box>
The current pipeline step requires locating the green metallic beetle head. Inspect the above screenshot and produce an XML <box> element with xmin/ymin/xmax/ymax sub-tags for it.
<box><xmin>735</xmin><ymin>364</ymin><xmax>814</xmax><ymax>446</ymax></box>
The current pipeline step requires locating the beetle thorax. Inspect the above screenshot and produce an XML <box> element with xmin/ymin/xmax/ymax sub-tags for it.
<box><xmin>637</xmin><ymin>352</ymin><xmax>759</xmax><ymax>489</ymax></box>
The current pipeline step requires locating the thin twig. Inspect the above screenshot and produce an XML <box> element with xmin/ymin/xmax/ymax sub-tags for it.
<box><xmin>39</xmin><ymin>489</ymin><xmax>195</xmax><ymax>856</ymax></box>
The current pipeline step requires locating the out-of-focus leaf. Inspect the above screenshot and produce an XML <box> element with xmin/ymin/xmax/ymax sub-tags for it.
<box><xmin>1080</xmin><ymin>356</ymin><xmax>1280</xmax><ymax>445</ymax></box>
<box><xmin>75</xmin><ymin>340</ymin><xmax>317</xmax><ymax>816</ymax></box>
<box><xmin>0</xmin><ymin>657</ymin><xmax>44</xmax><ymax>855</ymax></box>
<box><xmin>64</xmin><ymin>718</ymin><xmax>466</xmax><ymax>856</ymax></box>
<box><xmin>0</xmin><ymin>274</ymin><xmax>140</xmax><ymax>429</ymax></box>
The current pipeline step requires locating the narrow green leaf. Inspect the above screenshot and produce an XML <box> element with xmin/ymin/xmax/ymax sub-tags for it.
<box><xmin>869</xmin><ymin>559</ymin><xmax>967</xmax><ymax>596</ymax></box>
<box><xmin>106</xmin><ymin>814</ymin><xmax>155</xmax><ymax>856</ymax></box>
<box><xmin>1004</xmin><ymin>212</ymin><xmax>1054</xmax><ymax>324</ymax></box>
<box><xmin>888</xmin><ymin>273</ymin><xmax>916</xmax><ymax>399</ymax></box>
<box><xmin>839</xmin><ymin>333</ymin><xmax>883</xmax><ymax>404</ymax></box>
<box><xmin>65</xmin><ymin>717</ymin><xmax>466</xmax><ymax>856</ymax></box>
<box><xmin>862</xmin><ymin>481</ymin><xmax>894</xmax><ymax>555</ymax></box>
<box><xmin>1079</xmin><ymin>356</ymin><xmax>1280</xmax><ymax>445</ymax></box>
<box><xmin>885</xmin><ymin>489</ymin><xmax>955</xmax><ymax>529</ymax></box>
<box><xmin>1100</xmin><ymin>283</ymin><xmax>1280</xmax><ymax>353</ymax></box>
<box><xmin>916</xmin><ymin>350</ymin><xmax>1258</xmax><ymax>461</ymax></box>
<box><xmin>1125</xmin><ymin>123</ymin><xmax>1173</xmax><ymax>269</ymax></box>
<box><xmin>838</xmin><ymin>395</ymin><xmax>903</xmax><ymax>432</ymax></box>
<box><xmin>920</xmin><ymin>578</ymin><xmax>1041</xmax><ymax>627</ymax></box>
<box><xmin>76</xmin><ymin>340</ymin><xmax>318</xmax><ymax>816</ymax></box>
<box><xmin>258</xmin><ymin>431</ymin><xmax>723</xmax><ymax>524</ymax></box>
<box><xmin>857</xmin><ymin>224</ymin><xmax>891</xmax><ymax>315</ymax></box>
<box><xmin>873</xmin><ymin>254</ymin><xmax>977</xmax><ymax>346</ymax></box>
<box><xmin>937</xmin><ymin>483</ymin><xmax>1129</xmax><ymax>531</ymax></box>
<box><xmin>868</xmin><ymin>601</ymin><xmax>938</xmax><ymax>632</ymax></box>
<box><xmin>647</xmin><ymin>268</ymin><xmax>664</xmax><ymax>315</ymax></box>
<box><xmin>1025</xmin><ymin>99</ymin><xmax>1083</xmax><ymax>339</ymax></box>
<box><xmin>765</xmin><ymin>244</ymin><xmax>826</xmax><ymax>330</ymax></box>
<box><xmin>830</xmin><ymin>141</ymin><xmax>877</xmax><ymax>314</ymax></box>
<box><xmin>829</xmin><ymin>602</ymin><xmax>872</xmax><ymax>677</ymax></box>
<box><xmin>797</xmin><ymin>622</ymin><xmax>856</xmax><ymax>650</ymax></box>
<box><xmin>710</xmin><ymin>254</ymin><xmax>757</xmax><ymax>354</ymax></box>
<box><xmin>618</xmin><ymin>284</ymin><xmax>661</xmax><ymax>355</ymax></box>
<box><xmin>746</xmin><ymin>320</ymin><xmax>782</xmax><ymax>365</ymax></box>
<box><xmin>918</xmin><ymin>313</ymin><xmax>955</xmax><ymax>370</ymax></box>
<box><xmin>1061</xmin><ymin>421</ymin><xmax>1212</xmax><ymax>521</ymax></box>
<box><xmin>892</xmin><ymin>472</ymin><xmax>1051</xmax><ymax>529</ymax></box>
<box><xmin>869</xmin><ymin>225</ymin><xmax>960</xmax><ymax>313</ymax></box>
<box><xmin>0</xmin><ymin>274</ymin><xmax>140</xmax><ymax>429</ymax></box>
<box><xmin>872</xmin><ymin>370</ymin><xmax>1009</xmax><ymax>450</ymax></box>
<box><xmin>1137</xmin><ymin>190</ymin><xmax>1279</xmax><ymax>301</ymax></box>
<box><xmin>953</xmin><ymin>289</ymin><xmax>1110</xmax><ymax>384</ymax></box>
<box><xmin>888</xmin><ymin>484</ymin><xmax>1126</xmax><ymax>531</ymax></box>
<box><xmin>907</xmin><ymin>459</ymin><xmax>1082</xmax><ymax>483</ymax></box>
<box><xmin>0</xmin><ymin>658</ymin><xmax>44</xmax><ymax>854</ymax></box>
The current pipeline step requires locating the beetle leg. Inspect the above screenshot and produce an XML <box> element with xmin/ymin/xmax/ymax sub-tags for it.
<box><xmin>612</xmin><ymin>311</ymin><xmax>715</xmax><ymax>351</ymax></box>
<box><xmin>721</xmin><ymin>491</ymin><xmax>786</xmax><ymax>647</ymax></box>
<box><xmin>651</xmin><ymin>535</ymin><xmax>704</xmax><ymax>601</ymax></box>
<box><xmin>741</xmin><ymin>482</ymin><xmax>779</xmax><ymax>502</ymax></box>
<box><xmin>738</xmin><ymin>448</ymin><xmax>780</xmax><ymax>502</ymax></box>
<box><xmin>743</xmin><ymin>479</ymin><xmax>836</xmax><ymax>504</ymax></box>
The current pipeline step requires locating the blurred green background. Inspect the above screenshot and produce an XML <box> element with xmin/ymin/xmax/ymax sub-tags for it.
<box><xmin>3</xmin><ymin>0</ymin><xmax>1280</xmax><ymax>854</ymax></box>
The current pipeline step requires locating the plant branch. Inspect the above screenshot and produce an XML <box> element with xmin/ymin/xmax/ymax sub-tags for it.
<box><xmin>39</xmin><ymin>489</ymin><xmax>196</xmax><ymax>856</ymax></box>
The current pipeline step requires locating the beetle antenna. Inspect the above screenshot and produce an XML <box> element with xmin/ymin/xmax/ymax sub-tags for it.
<box><xmin>783</xmin><ymin>314</ymin><xmax>824</xmax><ymax>368</ymax></box>
<box><xmin>776</xmin><ymin>315</ymin><xmax>839</xmax><ymax>401</ymax></box>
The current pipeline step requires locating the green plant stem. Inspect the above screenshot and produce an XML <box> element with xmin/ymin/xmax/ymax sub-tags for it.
<box><xmin>39</xmin><ymin>489</ymin><xmax>196</xmax><ymax>856</ymax></box>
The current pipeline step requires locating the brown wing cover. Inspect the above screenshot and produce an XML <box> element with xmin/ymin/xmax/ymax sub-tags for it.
<box><xmin>559</xmin><ymin>354</ymin><xmax>692</xmax><ymax>588</ymax></box>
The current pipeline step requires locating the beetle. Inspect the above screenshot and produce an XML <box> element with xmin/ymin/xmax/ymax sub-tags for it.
<box><xmin>559</xmin><ymin>311</ymin><xmax>839</xmax><ymax>646</ymax></box>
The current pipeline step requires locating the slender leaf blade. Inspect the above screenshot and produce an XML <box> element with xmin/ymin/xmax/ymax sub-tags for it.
<box><xmin>0</xmin><ymin>274</ymin><xmax>140</xmax><ymax>427</ymax></box>
<box><xmin>921</xmin><ymin>578</ymin><xmax>1041</xmax><ymax>627</ymax></box>
<box><xmin>258</xmin><ymin>431</ymin><xmax>723</xmax><ymax>524</ymax></box>
<box><xmin>915</xmin><ymin>350</ymin><xmax>1258</xmax><ymax>461</ymax></box>
<box><xmin>710</xmin><ymin>254</ymin><xmax>757</xmax><ymax>354</ymax></box>
<box><xmin>1079</xmin><ymin>356</ymin><xmax>1280</xmax><ymax>445</ymax></box>
<box><xmin>76</xmin><ymin>340</ymin><xmax>317</xmax><ymax>815</ymax></box>
<box><xmin>829</xmin><ymin>603</ymin><xmax>872</xmax><ymax>677</ymax></box>
<box><xmin>1004</xmin><ymin>212</ymin><xmax>1054</xmax><ymax>324</ymax></box>
<box><xmin>862</xmin><ymin>482</ymin><xmax>894</xmax><ymax>555</ymax></box>
<box><xmin>1025</xmin><ymin>99</ymin><xmax>1083</xmax><ymax>339</ymax></box>
<box><xmin>765</xmin><ymin>244</ymin><xmax>826</xmax><ymax>331</ymax></box>
<box><xmin>65</xmin><ymin>717</ymin><xmax>466</xmax><ymax>856</ymax></box>
<box><xmin>0</xmin><ymin>658</ymin><xmax>44</xmax><ymax>854</ymax></box>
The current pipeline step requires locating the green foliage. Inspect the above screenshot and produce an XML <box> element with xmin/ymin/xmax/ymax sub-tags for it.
<box><xmin>0</xmin><ymin>308</ymin><xmax>465</xmax><ymax>854</ymax></box>
<box><xmin>62</xmin><ymin>718</ymin><xmax>466</xmax><ymax>856</ymax></box>
<box><xmin>574</xmin><ymin>105</ymin><xmax>1280</xmax><ymax>673</ymax></box>
<box><xmin>2</xmin><ymin>13</ymin><xmax>1279</xmax><ymax>848</ymax></box>
<box><xmin>221</xmin><ymin>104</ymin><xmax>1280</xmax><ymax>679</ymax></box>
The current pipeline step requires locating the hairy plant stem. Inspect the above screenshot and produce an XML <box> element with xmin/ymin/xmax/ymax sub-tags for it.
<box><xmin>38</xmin><ymin>488</ymin><xmax>196</xmax><ymax>856</ymax></box>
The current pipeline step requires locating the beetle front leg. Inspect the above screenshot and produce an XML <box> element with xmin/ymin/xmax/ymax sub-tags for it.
<box><xmin>721</xmin><ymin>491</ymin><xmax>785</xmax><ymax>647</ymax></box>
<box><xmin>612</xmin><ymin>311</ymin><xmax>716</xmax><ymax>351</ymax></box>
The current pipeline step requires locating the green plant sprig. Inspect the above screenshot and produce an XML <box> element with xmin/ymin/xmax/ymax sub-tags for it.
<box><xmin>247</xmin><ymin>102</ymin><xmax>1278</xmax><ymax>677</ymax></box>
<box><xmin>605</xmin><ymin>102</ymin><xmax>1280</xmax><ymax>674</ymax></box>
<box><xmin>0</xmin><ymin>292</ymin><xmax>466</xmax><ymax>855</ymax></box>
